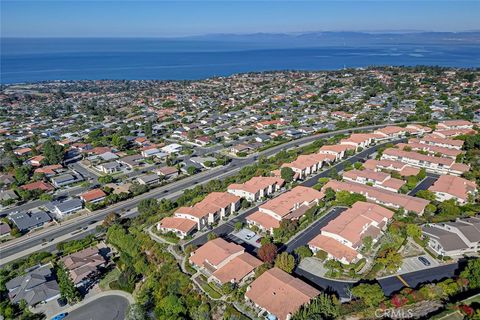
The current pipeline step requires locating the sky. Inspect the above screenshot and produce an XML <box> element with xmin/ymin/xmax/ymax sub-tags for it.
<box><xmin>1</xmin><ymin>1</ymin><xmax>479</xmax><ymax>38</ymax></box>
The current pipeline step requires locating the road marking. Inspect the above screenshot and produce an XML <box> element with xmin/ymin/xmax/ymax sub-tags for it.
<box><xmin>396</xmin><ymin>275</ymin><xmax>410</xmax><ymax>287</ymax></box>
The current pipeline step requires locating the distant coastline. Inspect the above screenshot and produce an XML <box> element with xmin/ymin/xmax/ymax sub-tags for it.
<box><xmin>2</xmin><ymin>33</ymin><xmax>480</xmax><ymax>84</ymax></box>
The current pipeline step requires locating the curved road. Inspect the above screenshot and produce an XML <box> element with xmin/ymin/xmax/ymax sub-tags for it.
<box><xmin>65</xmin><ymin>295</ymin><xmax>130</xmax><ymax>320</ymax></box>
<box><xmin>0</xmin><ymin>123</ymin><xmax>395</xmax><ymax>265</ymax></box>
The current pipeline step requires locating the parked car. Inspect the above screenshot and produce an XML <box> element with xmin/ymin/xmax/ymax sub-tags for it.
<box><xmin>418</xmin><ymin>256</ymin><xmax>431</xmax><ymax>266</ymax></box>
<box><xmin>245</xmin><ymin>232</ymin><xmax>256</xmax><ymax>240</ymax></box>
<box><xmin>51</xmin><ymin>313</ymin><xmax>68</xmax><ymax>320</ymax></box>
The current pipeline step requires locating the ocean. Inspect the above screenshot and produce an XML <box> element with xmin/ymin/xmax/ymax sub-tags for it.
<box><xmin>1</xmin><ymin>38</ymin><xmax>479</xmax><ymax>84</ymax></box>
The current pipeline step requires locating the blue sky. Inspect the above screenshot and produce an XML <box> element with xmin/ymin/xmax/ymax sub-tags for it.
<box><xmin>2</xmin><ymin>1</ymin><xmax>479</xmax><ymax>37</ymax></box>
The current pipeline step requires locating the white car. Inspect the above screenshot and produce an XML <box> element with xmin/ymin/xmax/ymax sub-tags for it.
<box><xmin>245</xmin><ymin>232</ymin><xmax>256</xmax><ymax>240</ymax></box>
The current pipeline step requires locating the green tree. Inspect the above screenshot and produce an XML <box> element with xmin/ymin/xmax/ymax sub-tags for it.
<box><xmin>274</xmin><ymin>252</ymin><xmax>296</xmax><ymax>273</ymax></box>
<box><xmin>138</xmin><ymin>198</ymin><xmax>158</xmax><ymax>217</ymax></box>
<box><xmin>98</xmin><ymin>175</ymin><xmax>114</xmax><ymax>184</ymax></box>
<box><xmin>461</xmin><ymin>258</ymin><xmax>480</xmax><ymax>289</ymax></box>
<box><xmin>187</xmin><ymin>166</ymin><xmax>197</xmax><ymax>175</ymax></box>
<box><xmin>56</xmin><ymin>263</ymin><xmax>81</xmax><ymax>304</ymax></box>
<box><xmin>111</xmin><ymin>134</ymin><xmax>128</xmax><ymax>150</ymax></box>
<box><xmin>406</xmin><ymin>224</ymin><xmax>422</xmax><ymax>239</ymax></box>
<box><xmin>292</xmin><ymin>292</ymin><xmax>340</xmax><ymax>320</ymax></box>
<box><xmin>42</xmin><ymin>139</ymin><xmax>65</xmax><ymax>165</ymax></box>
<box><xmin>294</xmin><ymin>246</ymin><xmax>313</xmax><ymax>260</ymax></box>
<box><xmin>438</xmin><ymin>199</ymin><xmax>461</xmax><ymax>217</ymax></box>
<box><xmin>416</xmin><ymin>190</ymin><xmax>436</xmax><ymax>201</ymax></box>
<box><xmin>207</xmin><ymin>232</ymin><xmax>218</xmax><ymax>241</ymax></box>
<box><xmin>280</xmin><ymin>167</ymin><xmax>295</xmax><ymax>182</ymax></box>
<box><xmin>351</xmin><ymin>283</ymin><xmax>385</xmax><ymax>307</ymax></box>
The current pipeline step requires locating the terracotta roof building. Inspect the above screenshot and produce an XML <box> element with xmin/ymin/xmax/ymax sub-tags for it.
<box><xmin>80</xmin><ymin>188</ymin><xmax>106</xmax><ymax>203</ymax></box>
<box><xmin>228</xmin><ymin>176</ymin><xmax>285</xmax><ymax>202</ymax></box>
<box><xmin>322</xmin><ymin>180</ymin><xmax>429</xmax><ymax>215</ymax></box>
<box><xmin>245</xmin><ymin>267</ymin><xmax>320</xmax><ymax>320</ymax></box>
<box><xmin>381</xmin><ymin>148</ymin><xmax>470</xmax><ymax>176</ymax></box>
<box><xmin>363</xmin><ymin>159</ymin><xmax>420</xmax><ymax>177</ymax></box>
<box><xmin>428</xmin><ymin>175</ymin><xmax>477</xmax><ymax>204</ymax></box>
<box><xmin>189</xmin><ymin>238</ymin><xmax>261</xmax><ymax>285</ymax></box>
<box><xmin>343</xmin><ymin>169</ymin><xmax>405</xmax><ymax>192</ymax></box>
<box><xmin>246</xmin><ymin>186</ymin><xmax>323</xmax><ymax>233</ymax></box>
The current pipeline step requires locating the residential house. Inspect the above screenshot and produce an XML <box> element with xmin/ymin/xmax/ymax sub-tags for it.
<box><xmin>8</xmin><ymin>209</ymin><xmax>52</xmax><ymax>232</ymax></box>
<box><xmin>20</xmin><ymin>181</ymin><xmax>54</xmax><ymax>192</ymax></box>
<box><xmin>137</xmin><ymin>173</ymin><xmax>161</xmax><ymax>186</ymax></box>
<box><xmin>50</xmin><ymin>173</ymin><xmax>83</xmax><ymax>188</ymax></box>
<box><xmin>46</xmin><ymin>198</ymin><xmax>83</xmax><ymax>219</ymax></box>
<box><xmin>97</xmin><ymin>161</ymin><xmax>122</xmax><ymax>174</ymax></box>
<box><xmin>155</xmin><ymin>166</ymin><xmax>179</xmax><ymax>180</ymax></box>
<box><xmin>189</xmin><ymin>238</ymin><xmax>261</xmax><ymax>285</ymax></box>
<box><xmin>422</xmin><ymin>216</ymin><xmax>480</xmax><ymax>257</ymax></box>
<box><xmin>5</xmin><ymin>264</ymin><xmax>60</xmax><ymax>306</ymax></box>
<box><xmin>80</xmin><ymin>188</ymin><xmax>106</xmax><ymax>203</ymax></box>
<box><xmin>61</xmin><ymin>246</ymin><xmax>107</xmax><ymax>286</ymax></box>
<box><xmin>245</xmin><ymin>267</ymin><xmax>319</xmax><ymax>320</ymax></box>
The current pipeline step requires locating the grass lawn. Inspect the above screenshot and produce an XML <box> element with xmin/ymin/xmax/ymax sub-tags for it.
<box><xmin>99</xmin><ymin>268</ymin><xmax>121</xmax><ymax>290</ymax></box>
<box><xmin>196</xmin><ymin>277</ymin><xmax>222</xmax><ymax>299</ymax></box>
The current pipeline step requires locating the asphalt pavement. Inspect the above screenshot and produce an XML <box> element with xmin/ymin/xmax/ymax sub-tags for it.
<box><xmin>282</xmin><ymin>207</ymin><xmax>348</xmax><ymax>253</ymax></box>
<box><xmin>65</xmin><ymin>295</ymin><xmax>130</xmax><ymax>320</ymax></box>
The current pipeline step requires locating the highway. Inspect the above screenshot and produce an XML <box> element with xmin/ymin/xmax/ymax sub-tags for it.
<box><xmin>0</xmin><ymin>123</ymin><xmax>398</xmax><ymax>265</ymax></box>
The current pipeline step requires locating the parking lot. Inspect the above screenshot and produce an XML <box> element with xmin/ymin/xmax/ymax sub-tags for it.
<box><xmin>230</xmin><ymin>228</ymin><xmax>262</xmax><ymax>248</ymax></box>
<box><xmin>398</xmin><ymin>254</ymin><xmax>439</xmax><ymax>274</ymax></box>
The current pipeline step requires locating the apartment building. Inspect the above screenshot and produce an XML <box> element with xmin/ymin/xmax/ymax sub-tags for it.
<box><xmin>436</xmin><ymin>120</ymin><xmax>474</xmax><ymax>130</ymax></box>
<box><xmin>363</xmin><ymin>159</ymin><xmax>420</xmax><ymax>177</ymax></box>
<box><xmin>245</xmin><ymin>267</ymin><xmax>320</xmax><ymax>320</ymax></box>
<box><xmin>160</xmin><ymin>192</ymin><xmax>240</xmax><ymax>232</ymax></box>
<box><xmin>401</xmin><ymin>140</ymin><xmax>463</xmax><ymax>159</ymax></box>
<box><xmin>322</xmin><ymin>180</ymin><xmax>429</xmax><ymax>215</ymax></box>
<box><xmin>157</xmin><ymin>217</ymin><xmax>197</xmax><ymax>239</ymax></box>
<box><xmin>343</xmin><ymin>169</ymin><xmax>405</xmax><ymax>192</ymax></box>
<box><xmin>189</xmin><ymin>238</ymin><xmax>261</xmax><ymax>285</ymax></box>
<box><xmin>428</xmin><ymin>175</ymin><xmax>477</xmax><ymax>204</ymax></box>
<box><xmin>309</xmin><ymin>202</ymin><xmax>394</xmax><ymax>264</ymax></box>
<box><xmin>246</xmin><ymin>186</ymin><xmax>323</xmax><ymax>233</ymax></box>
<box><xmin>281</xmin><ymin>153</ymin><xmax>336</xmax><ymax>180</ymax></box>
<box><xmin>318</xmin><ymin>144</ymin><xmax>355</xmax><ymax>161</ymax></box>
<box><xmin>422</xmin><ymin>216</ymin><xmax>480</xmax><ymax>257</ymax></box>
<box><xmin>227</xmin><ymin>176</ymin><xmax>284</xmax><ymax>202</ymax></box>
<box><xmin>416</xmin><ymin>134</ymin><xmax>464</xmax><ymax>150</ymax></box>
<box><xmin>381</xmin><ymin>148</ymin><xmax>470</xmax><ymax>176</ymax></box>
<box><xmin>340</xmin><ymin>133</ymin><xmax>381</xmax><ymax>150</ymax></box>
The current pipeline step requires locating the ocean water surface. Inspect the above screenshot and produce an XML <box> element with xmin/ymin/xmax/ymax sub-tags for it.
<box><xmin>1</xmin><ymin>38</ymin><xmax>479</xmax><ymax>84</ymax></box>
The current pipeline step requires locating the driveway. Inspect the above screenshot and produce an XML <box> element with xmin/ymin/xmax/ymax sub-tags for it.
<box><xmin>398</xmin><ymin>254</ymin><xmax>439</xmax><ymax>274</ymax></box>
<box><xmin>408</xmin><ymin>175</ymin><xmax>438</xmax><ymax>196</ymax></box>
<box><xmin>65</xmin><ymin>295</ymin><xmax>130</xmax><ymax>320</ymax></box>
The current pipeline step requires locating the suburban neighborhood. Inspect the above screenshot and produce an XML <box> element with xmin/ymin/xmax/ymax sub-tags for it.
<box><xmin>1</xmin><ymin>67</ymin><xmax>480</xmax><ymax>320</ymax></box>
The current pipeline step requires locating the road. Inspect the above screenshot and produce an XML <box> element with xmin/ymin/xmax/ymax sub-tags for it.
<box><xmin>185</xmin><ymin>138</ymin><xmax>406</xmax><ymax>248</ymax></box>
<box><xmin>282</xmin><ymin>207</ymin><xmax>348</xmax><ymax>253</ymax></box>
<box><xmin>65</xmin><ymin>295</ymin><xmax>130</xmax><ymax>320</ymax></box>
<box><xmin>408</xmin><ymin>174</ymin><xmax>438</xmax><ymax>196</ymax></box>
<box><xmin>294</xmin><ymin>261</ymin><xmax>460</xmax><ymax>300</ymax></box>
<box><xmin>0</xmin><ymin>123</ymin><xmax>399</xmax><ymax>265</ymax></box>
